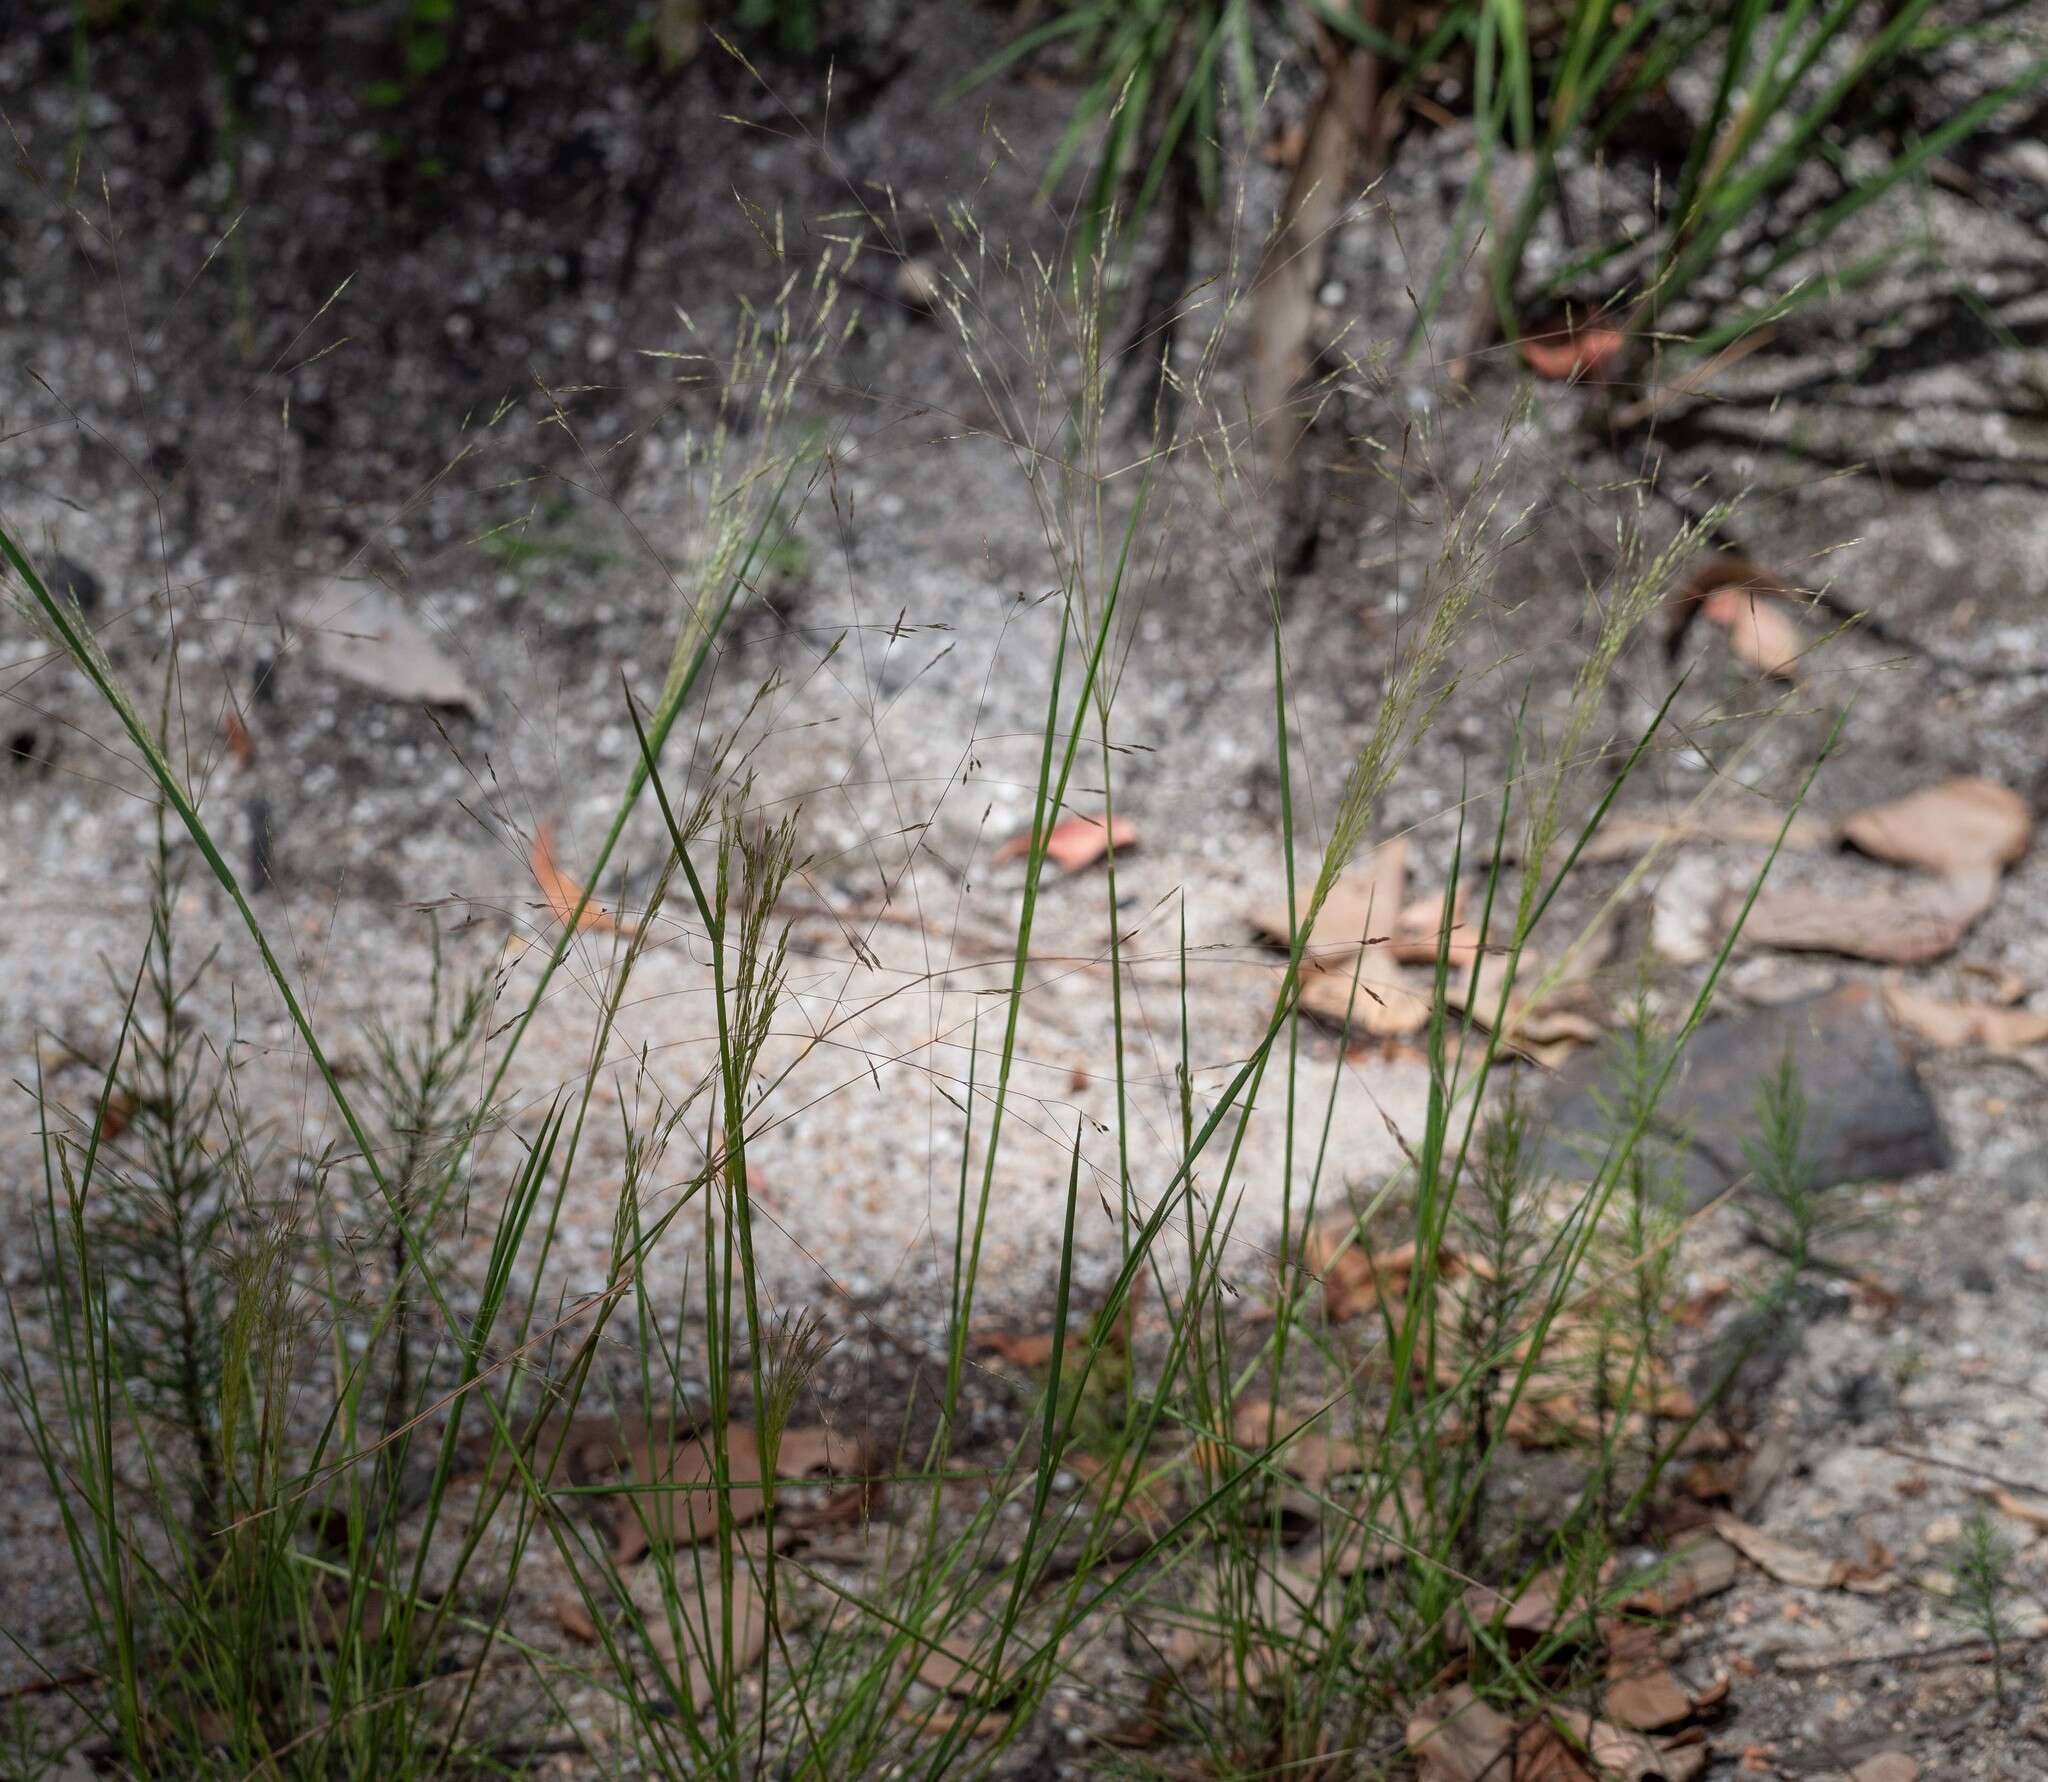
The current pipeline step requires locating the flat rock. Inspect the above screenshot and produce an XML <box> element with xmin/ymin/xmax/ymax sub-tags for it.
<box><xmin>1540</xmin><ymin>984</ymin><xmax>1948</xmax><ymax>1209</ymax></box>
<box><xmin>299</xmin><ymin>580</ymin><xmax>481</xmax><ymax>715</ymax></box>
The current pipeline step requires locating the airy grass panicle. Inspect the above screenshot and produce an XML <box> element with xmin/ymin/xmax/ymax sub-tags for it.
<box><xmin>0</xmin><ymin>98</ymin><xmax>1838</xmax><ymax>1779</ymax></box>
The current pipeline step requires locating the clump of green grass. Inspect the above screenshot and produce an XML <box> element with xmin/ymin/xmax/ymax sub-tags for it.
<box><xmin>1</xmin><ymin>145</ymin><xmax>1833</xmax><ymax>1778</ymax></box>
<box><xmin>985</xmin><ymin>0</ymin><xmax>2048</xmax><ymax>371</ymax></box>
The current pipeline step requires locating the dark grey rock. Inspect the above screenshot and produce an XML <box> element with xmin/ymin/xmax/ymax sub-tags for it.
<box><xmin>43</xmin><ymin>552</ymin><xmax>102</xmax><ymax>614</ymax></box>
<box><xmin>1540</xmin><ymin>984</ymin><xmax>1949</xmax><ymax>1210</ymax></box>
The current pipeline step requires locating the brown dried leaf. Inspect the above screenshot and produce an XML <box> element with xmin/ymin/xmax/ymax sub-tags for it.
<box><xmin>1881</xmin><ymin>980</ymin><xmax>2048</xmax><ymax>1054</ymax></box>
<box><xmin>1666</xmin><ymin>556</ymin><xmax>1793</xmax><ymax>657</ymax></box>
<box><xmin>1712</xmin><ymin>1513</ymin><xmax>1892</xmax><ymax>1594</ymax></box>
<box><xmin>1849</xmin><ymin>1755</ymin><xmax>1919</xmax><ymax>1782</ymax></box>
<box><xmin>1391</xmin><ymin>883</ymin><xmax>1479</xmax><ymax>967</ymax></box>
<box><xmin>1982</xmin><ymin>1486</ymin><xmax>2048</xmax><ymax>1534</ymax></box>
<box><xmin>1573</xmin><ymin>809</ymin><xmax>1838</xmax><ymax>864</ymax></box>
<box><xmin>1255</xmin><ymin>838</ymin><xmax>1408</xmax><ymax>961</ymax></box>
<box><xmin>1406</xmin><ymin>1685</ymin><xmax>1518</xmax><ymax>1781</ymax></box>
<box><xmin>1842</xmin><ymin>776</ymin><xmax>2030</xmax><ymax>873</ymax></box>
<box><xmin>1516</xmin><ymin>1722</ymin><xmax>1600</xmax><ymax>1781</ymax></box>
<box><xmin>1603</xmin><ymin>1666</ymin><xmax>1693</xmax><ymax>1732</ymax></box>
<box><xmin>1700</xmin><ymin>587</ymin><xmax>1803</xmax><ymax>679</ymax></box>
<box><xmin>1229</xmin><ymin>1398</ymin><xmax>1370</xmax><ymax>1491</ymax></box>
<box><xmin>1301</xmin><ymin>1224</ymin><xmax>1418</xmax><ymax>1321</ymax></box>
<box><xmin>1733</xmin><ymin>867</ymin><xmax>1997</xmax><ymax>965</ymax></box>
<box><xmin>1520</xmin><ymin>322</ymin><xmax>1627</xmax><ymax>383</ymax></box>
<box><xmin>644</xmin><ymin>1560</ymin><xmax>769</xmax><ymax>1710</ymax></box>
<box><xmin>1458</xmin><ymin>1564</ymin><xmax>1606</xmax><ymax>1648</ymax></box>
<box><xmin>1621</xmin><ymin>1535</ymin><xmax>1740</xmax><ymax>1615</ymax></box>
<box><xmin>992</xmin><ymin>812</ymin><xmax>1135</xmax><ymax>871</ymax></box>
<box><xmin>553</xmin><ymin>1593</ymin><xmax>600</xmax><ymax>1643</ymax></box>
<box><xmin>1296</xmin><ymin>955</ymin><xmax>1429</xmax><ymax>1040</ymax></box>
<box><xmin>1261</xmin><ymin>121</ymin><xmax>1308</xmax><ymax>167</ymax></box>
<box><xmin>1548</xmin><ymin>1709</ymin><xmax>1707</xmax><ymax>1781</ymax></box>
<box><xmin>532</xmin><ymin>818</ymin><xmax>630</xmax><ymax>935</ymax></box>
<box><xmin>911</xmin><ymin>1618</ymin><xmax>1028</xmax><ymax>1699</ymax></box>
<box><xmin>610</xmin><ymin>1426</ymin><xmax>767</xmax><ymax>1564</ymax></box>
<box><xmin>97</xmin><ymin>1087</ymin><xmax>137</xmax><ymax>1143</ymax></box>
<box><xmin>1437</xmin><ymin>948</ymin><xmax>1608</xmax><ymax>1061</ymax></box>
<box><xmin>972</xmin><ymin>1329</ymin><xmax>1072</xmax><ymax>1368</ymax></box>
<box><xmin>1165</xmin><ymin>1558</ymin><xmax>1331</xmax><ymax>1688</ymax></box>
<box><xmin>310</xmin><ymin>1574</ymin><xmax>386</xmax><ymax>1647</ymax></box>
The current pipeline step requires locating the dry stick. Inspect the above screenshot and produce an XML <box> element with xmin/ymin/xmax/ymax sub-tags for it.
<box><xmin>1246</xmin><ymin>3</ymin><xmax>1382</xmax><ymax>473</ymax></box>
<box><xmin>1765</xmin><ymin>1632</ymin><xmax>2048</xmax><ymax>1675</ymax></box>
<box><xmin>1877</xmin><ymin>1445</ymin><xmax>2048</xmax><ymax>1502</ymax></box>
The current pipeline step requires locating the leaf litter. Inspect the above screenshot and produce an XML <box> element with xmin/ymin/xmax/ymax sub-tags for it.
<box><xmin>991</xmin><ymin>812</ymin><xmax>1134</xmax><ymax>871</ymax></box>
<box><xmin>531</xmin><ymin>817</ymin><xmax>635</xmax><ymax>936</ymax></box>
<box><xmin>1841</xmin><ymin>775</ymin><xmax>2031</xmax><ymax>873</ymax></box>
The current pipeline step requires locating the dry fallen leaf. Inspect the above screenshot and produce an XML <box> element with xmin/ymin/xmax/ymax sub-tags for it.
<box><xmin>1979</xmin><ymin>1486</ymin><xmax>2048</xmax><ymax>1535</ymax></box>
<box><xmin>1573</xmin><ymin>809</ymin><xmax>1838</xmax><ymax>864</ymax></box>
<box><xmin>1406</xmin><ymin>1684</ymin><xmax>1518</xmax><ymax>1781</ymax></box>
<box><xmin>643</xmin><ymin>1560</ymin><xmax>769</xmax><ymax>1710</ymax></box>
<box><xmin>1700</xmin><ymin>587</ymin><xmax>1803</xmax><ymax>680</ymax></box>
<box><xmin>302</xmin><ymin>580</ymin><xmax>482</xmax><ymax>715</ymax></box>
<box><xmin>1255</xmin><ymin>838</ymin><xmax>1409</xmax><ymax>961</ymax></box>
<box><xmin>1296</xmin><ymin>958</ymin><xmax>1429</xmax><ymax>1041</ymax></box>
<box><xmin>1301</xmin><ymin>1224</ymin><xmax>1420</xmax><ymax>1321</ymax></box>
<box><xmin>1690</xmin><ymin>1674</ymin><xmax>1732</xmax><ymax>1713</ymax></box>
<box><xmin>553</xmin><ymin>1593</ymin><xmax>600</xmax><ymax>1643</ymax></box>
<box><xmin>1261</xmin><ymin>121</ymin><xmax>1308</xmax><ymax>167</ymax></box>
<box><xmin>1548</xmin><ymin>1708</ymin><xmax>1707</xmax><ymax>1781</ymax></box>
<box><xmin>1849</xmin><ymin>1754</ymin><xmax>1919</xmax><ymax>1782</ymax></box>
<box><xmin>1439</xmin><ymin>948</ymin><xmax>1606</xmax><ymax>1061</ymax></box>
<box><xmin>1881</xmin><ymin>980</ymin><xmax>2048</xmax><ymax>1054</ymax></box>
<box><xmin>1457</xmin><ymin>1564</ymin><xmax>1605</xmax><ymax>1649</ymax></box>
<box><xmin>1260</xmin><ymin>841</ymin><xmax>1435</xmax><ymax>1041</ymax></box>
<box><xmin>992</xmin><ymin>813</ymin><xmax>1134</xmax><ymax>871</ymax></box>
<box><xmin>1621</xmin><ymin>1534</ymin><xmax>1740</xmax><ymax>1615</ymax></box>
<box><xmin>1712</xmin><ymin>1514</ymin><xmax>1892</xmax><ymax>1594</ymax></box>
<box><xmin>1521</xmin><ymin>321</ymin><xmax>1627</xmax><ymax>383</ymax></box>
<box><xmin>1603</xmin><ymin>1645</ymin><xmax>1693</xmax><ymax>1733</ymax></box>
<box><xmin>1163</xmin><ymin>1557</ymin><xmax>1334</xmax><ymax>1688</ymax></box>
<box><xmin>1666</xmin><ymin>556</ymin><xmax>1794</xmax><ymax>659</ymax></box>
<box><xmin>1392</xmin><ymin>883</ymin><xmax>1479</xmax><ymax>968</ymax></box>
<box><xmin>532</xmin><ymin>818</ymin><xmax>631</xmax><ymax>935</ymax></box>
<box><xmin>972</xmin><ymin>1329</ymin><xmax>1072</xmax><ymax>1369</ymax></box>
<box><xmin>1732</xmin><ymin>866</ymin><xmax>1997</xmax><ymax>965</ymax></box>
<box><xmin>97</xmin><ymin>1087</ymin><xmax>137</xmax><ymax>1143</ymax></box>
<box><xmin>909</xmin><ymin>1616</ymin><xmax>1031</xmax><ymax>1699</ymax></box>
<box><xmin>1229</xmin><ymin>1397</ymin><xmax>1371</xmax><ymax>1491</ymax></box>
<box><xmin>1515</xmin><ymin>1721</ymin><xmax>1599</xmax><ymax>1781</ymax></box>
<box><xmin>1842</xmin><ymin>775</ymin><xmax>2031</xmax><ymax>873</ymax></box>
<box><xmin>610</xmin><ymin>1425</ymin><xmax>768</xmax><ymax>1564</ymax></box>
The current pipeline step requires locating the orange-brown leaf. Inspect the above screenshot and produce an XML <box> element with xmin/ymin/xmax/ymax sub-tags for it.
<box><xmin>1700</xmin><ymin>587</ymin><xmax>1802</xmax><ymax>679</ymax></box>
<box><xmin>531</xmin><ymin>818</ymin><xmax>628</xmax><ymax>935</ymax></box>
<box><xmin>1521</xmin><ymin>323</ymin><xmax>1626</xmax><ymax>382</ymax></box>
<box><xmin>1843</xmin><ymin>775</ymin><xmax>2031</xmax><ymax>873</ymax></box>
<box><xmin>992</xmin><ymin>813</ymin><xmax>1135</xmax><ymax>871</ymax></box>
<box><xmin>1881</xmin><ymin>980</ymin><xmax>2048</xmax><ymax>1054</ymax></box>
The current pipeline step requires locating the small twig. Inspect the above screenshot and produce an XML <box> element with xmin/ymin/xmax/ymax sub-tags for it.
<box><xmin>1763</xmin><ymin>1631</ymin><xmax>2048</xmax><ymax>1675</ymax></box>
<box><xmin>1878</xmin><ymin>1445</ymin><xmax>2048</xmax><ymax>1502</ymax></box>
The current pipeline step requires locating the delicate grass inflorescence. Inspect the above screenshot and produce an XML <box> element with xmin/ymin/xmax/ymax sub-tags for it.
<box><xmin>0</xmin><ymin>49</ymin><xmax>1849</xmax><ymax>1780</ymax></box>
